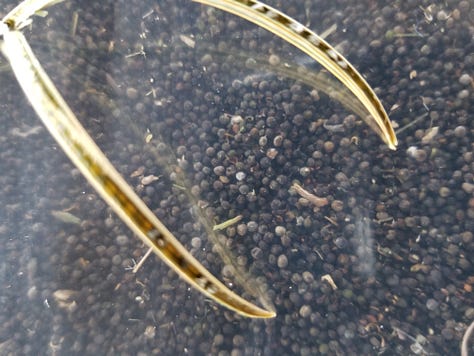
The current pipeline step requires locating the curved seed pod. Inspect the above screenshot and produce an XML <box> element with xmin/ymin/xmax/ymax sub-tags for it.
<box><xmin>192</xmin><ymin>0</ymin><xmax>398</xmax><ymax>150</ymax></box>
<box><xmin>1</xmin><ymin>1</ymin><xmax>275</xmax><ymax>318</ymax></box>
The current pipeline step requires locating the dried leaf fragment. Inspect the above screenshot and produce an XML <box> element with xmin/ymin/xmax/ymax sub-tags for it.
<box><xmin>213</xmin><ymin>215</ymin><xmax>243</xmax><ymax>231</ymax></box>
<box><xmin>141</xmin><ymin>175</ymin><xmax>160</xmax><ymax>185</ymax></box>
<box><xmin>53</xmin><ymin>289</ymin><xmax>79</xmax><ymax>312</ymax></box>
<box><xmin>321</xmin><ymin>274</ymin><xmax>338</xmax><ymax>290</ymax></box>
<box><xmin>421</xmin><ymin>126</ymin><xmax>439</xmax><ymax>144</ymax></box>
<box><xmin>51</xmin><ymin>210</ymin><xmax>81</xmax><ymax>225</ymax></box>
<box><xmin>179</xmin><ymin>34</ymin><xmax>195</xmax><ymax>48</ymax></box>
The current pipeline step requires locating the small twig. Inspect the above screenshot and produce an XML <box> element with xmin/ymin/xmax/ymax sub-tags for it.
<box><xmin>324</xmin><ymin>216</ymin><xmax>338</xmax><ymax>226</ymax></box>
<box><xmin>213</xmin><ymin>215</ymin><xmax>243</xmax><ymax>231</ymax></box>
<box><xmin>395</xmin><ymin>112</ymin><xmax>428</xmax><ymax>135</ymax></box>
<box><xmin>125</xmin><ymin>45</ymin><xmax>146</xmax><ymax>58</ymax></box>
<box><xmin>132</xmin><ymin>247</ymin><xmax>153</xmax><ymax>273</ymax></box>
<box><xmin>70</xmin><ymin>11</ymin><xmax>78</xmax><ymax>37</ymax></box>
<box><xmin>462</xmin><ymin>320</ymin><xmax>474</xmax><ymax>356</ymax></box>
<box><xmin>292</xmin><ymin>183</ymin><xmax>328</xmax><ymax>207</ymax></box>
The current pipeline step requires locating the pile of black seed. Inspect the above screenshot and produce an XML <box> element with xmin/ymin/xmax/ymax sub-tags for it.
<box><xmin>0</xmin><ymin>0</ymin><xmax>472</xmax><ymax>354</ymax></box>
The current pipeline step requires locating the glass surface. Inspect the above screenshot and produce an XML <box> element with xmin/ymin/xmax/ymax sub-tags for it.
<box><xmin>0</xmin><ymin>0</ymin><xmax>472</xmax><ymax>354</ymax></box>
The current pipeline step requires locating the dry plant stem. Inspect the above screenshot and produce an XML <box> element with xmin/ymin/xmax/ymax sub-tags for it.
<box><xmin>462</xmin><ymin>320</ymin><xmax>474</xmax><ymax>356</ymax></box>
<box><xmin>132</xmin><ymin>247</ymin><xmax>154</xmax><ymax>274</ymax></box>
<box><xmin>192</xmin><ymin>0</ymin><xmax>398</xmax><ymax>149</ymax></box>
<box><xmin>292</xmin><ymin>183</ymin><xmax>328</xmax><ymax>207</ymax></box>
<box><xmin>2</xmin><ymin>0</ymin><xmax>65</xmax><ymax>30</ymax></box>
<box><xmin>1</xmin><ymin>0</ymin><xmax>400</xmax><ymax>319</ymax></box>
<box><xmin>0</xmin><ymin>0</ymin><xmax>274</xmax><ymax>318</ymax></box>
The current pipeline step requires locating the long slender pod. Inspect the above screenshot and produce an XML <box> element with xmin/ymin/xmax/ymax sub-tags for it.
<box><xmin>208</xmin><ymin>47</ymin><xmax>370</xmax><ymax>121</ymax></box>
<box><xmin>192</xmin><ymin>0</ymin><xmax>398</xmax><ymax>150</ymax></box>
<box><xmin>0</xmin><ymin>4</ymin><xmax>274</xmax><ymax>318</ymax></box>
